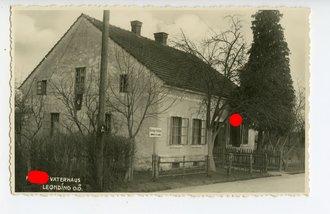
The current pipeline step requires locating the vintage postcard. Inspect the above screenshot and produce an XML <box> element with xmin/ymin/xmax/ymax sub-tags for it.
<box><xmin>11</xmin><ymin>6</ymin><xmax>309</xmax><ymax>194</ymax></box>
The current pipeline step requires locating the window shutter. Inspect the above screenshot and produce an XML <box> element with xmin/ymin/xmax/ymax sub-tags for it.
<box><xmin>201</xmin><ymin>120</ymin><xmax>206</xmax><ymax>145</ymax></box>
<box><xmin>242</xmin><ymin>125</ymin><xmax>249</xmax><ymax>145</ymax></box>
<box><xmin>37</xmin><ymin>81</ymin><xmax>42</xmax><ymax>95</ymax></box>
<box><xmin>181</xmin><ymin>118</ymin><xmax>188</xmax><ymax>144</ymax></box>
<box><xmin>168</xmin><ymin>117</ymin><xmax>172</xmax><ymax>145</ymax></box>
<box><xmin>186</xmin><ymin>118</ymin><xmax>189</xmax><ymax>145</ymax></box>
<box><xmin>189</xmin><ymin>119</ymin><xmax>193</xmax><ymax>145</ymax></box>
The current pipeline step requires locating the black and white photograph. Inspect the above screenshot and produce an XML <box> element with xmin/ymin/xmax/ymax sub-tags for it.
<box><xmin>12</xmin><ymin>6</ymin><xmax>309</xmax><ymax>194</ymax></box>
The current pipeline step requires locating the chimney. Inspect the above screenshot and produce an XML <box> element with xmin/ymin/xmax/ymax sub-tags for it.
<box><xmin>154</xmin><ymin>32</ymin><xmax>168</xmax><ymax>45</ymax></box>
<box><xmin>130</xmin><ymin>20</ymin><xmax>142</xmax><ymax>35</ymax></box>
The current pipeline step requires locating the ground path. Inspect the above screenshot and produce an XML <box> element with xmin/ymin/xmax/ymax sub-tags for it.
<box><xmin>159</xmin><ymin>173</ymin><xmax>306</xmax><ymax>193</ymax></box>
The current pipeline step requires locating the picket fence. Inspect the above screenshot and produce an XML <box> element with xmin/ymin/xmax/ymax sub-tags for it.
<box><xmin>151</xmin><ymin>148</ymin><xmax>282</xmax><ymax>179</ymax></box>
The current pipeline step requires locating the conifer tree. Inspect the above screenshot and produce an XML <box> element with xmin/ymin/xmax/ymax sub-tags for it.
<box><xmin>239</xmin><ymin>10</ymin><xmax>295</xmax><ymax>149</ymax></box>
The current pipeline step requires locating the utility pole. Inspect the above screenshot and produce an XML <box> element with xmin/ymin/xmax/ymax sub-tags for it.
<box><xmin>96</xmin><ymin>10</ymin><xmax>109</xmax><ymax>191</ymax></box>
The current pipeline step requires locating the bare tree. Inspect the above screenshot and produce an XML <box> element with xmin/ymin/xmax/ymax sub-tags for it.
<box><xmin>266</xmin><ymin>86</ymin><xmax>305</xmax><ymax>169</ymax></box>
<box><xmin>50</xmin><ymin>68</ymin><xmax>100</xmax><ymax>135</ymax></box>
<box><xmin>106</xmin><ymin>47</ymin><xmax>177</xmax><ymax>181</ymax></box>
<box><xmin>15</xmin><ymin>79</ymin><xmax>46</xmax><ymax>171</ymax></box>
<box><xmin>172</xmin><ymin>16</ymin><xmax>247</xmax><ymax>173</ymax></box>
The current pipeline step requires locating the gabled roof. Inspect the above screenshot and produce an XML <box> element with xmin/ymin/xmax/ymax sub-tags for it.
<box><xmin>83</xmin><ymin>14</ymin><xmax>235</xmax><ymax>96</ymax></box>
<box><xmin>20</xmin><ymin>13</ymin><xmax>235</xmax><ymax>96</ymax></box>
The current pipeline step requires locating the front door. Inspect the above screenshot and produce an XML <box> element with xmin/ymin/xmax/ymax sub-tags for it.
<box><xmin>230</xmin><ymin>125</ymin><xmax>241</xmax><ymax>147</ymax></box>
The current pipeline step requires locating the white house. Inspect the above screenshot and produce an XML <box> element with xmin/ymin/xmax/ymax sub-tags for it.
<box><xmin>18</xmin><ymin>14</ymin><xmax>256</xmax><ymax>170</ymax></box>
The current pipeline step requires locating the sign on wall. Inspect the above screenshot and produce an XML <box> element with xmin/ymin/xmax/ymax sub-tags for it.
<box><xmin>149</xmin><ymin>127</ymin><xmax>162</xmax><ymax>138</ymax></box>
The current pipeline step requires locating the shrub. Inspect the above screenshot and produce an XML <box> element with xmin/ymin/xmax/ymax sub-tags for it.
<box><xmin>102</xmin><ymin>135</ymin><xmax>132</xmax><ymax>191</ymax></box>
<box><xmin>15</xmin><ymin>133</ymin><xmax>132</xmax><ymax>192</ymax></box>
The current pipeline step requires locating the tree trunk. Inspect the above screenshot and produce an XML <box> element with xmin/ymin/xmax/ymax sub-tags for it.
<box><xmin>25</xmin><ymin>144</ymin><xmax>32</xmax><ymax>172</ymax></box>
<box><xmin>27</xmin><ymin>155</ymin><xmax>31</xmax><ymax>172</ymax></box>
<box><xmin>207</xmin><ymin>128</ymin><xmax>216</xmax><ymax>174</ymax></box>
<box><xmin>219</xmin><ymin>131</ymin><xmax>227</xmax><ymax>168</ymax></box>
<box><xmin>126</xmin><ymin>138</ymin><xmax>135</xmax><ymax>182</ymax></box>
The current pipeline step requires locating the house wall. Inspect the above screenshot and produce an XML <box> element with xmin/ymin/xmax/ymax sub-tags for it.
<box><xmin>18</xmin><ymin>15</ymin><xmax>253</xmax><ymax>172</ymax></box>
<box><xmin>150</xmin><ymin>88</ymin><xmax>209</xmax><ymax>170</ymax></box>
<box><xmin>18</xmin><ymin>16</ymin><xmax>159</xmax><ymax>170</ymax></box>
<box><xmin>20</xmin><ymin>16</ymin><xmax>103</xmax><ymax>136</ymax></box>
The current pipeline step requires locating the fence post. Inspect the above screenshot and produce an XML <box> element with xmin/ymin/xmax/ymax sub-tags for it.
<box><xmin>227</xmin><ymin>153</ymin><xmax>233</xmax><ymax>175</ymax></box>
<box><xmin>249</xmin><ymin>154</ymin><xmax>253</xmax><ymax>174</ymax></box>
<box><xmin>151</xmin><ymin>154</ymin><xmax>159</xmax><ymax>180</ymax></box>
<box><xmin>155</xmin><ymin>155</ymin><xmax>160</xmax><ymax>179</ymax></box>
<box><xmin>264</xmin><ymin>153</ymin><xmax>268</xmax><ymax>172</ymax></box>
<box><xmin>152</xmin><ymin>154</ymin><xmax>155</xmax><ymax>180</ymax></box>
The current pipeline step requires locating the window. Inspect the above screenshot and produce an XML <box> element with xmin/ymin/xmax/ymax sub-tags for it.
<box><xmin>192</xmin><ymin>119</ymin><xmax>206</xmax><ymax>145</ymax></box>
<box><xmin>120</xmin><ymin>74</ymin><xmax>128</xmax><ymax>93</ymax></box>
<box><xmin>37</xmin><ymin>80</ymin><xmax>47</xmax><ymax>95</ymax></box>
<box><xmin>170</xmin><ymin>117</ymin><xmax>188</xmax><ymax>145</ymax></box>
<box><xmin>75</xmin><ymin>67</ymin><xmax>86</xmax><ymax>93</ymax></box>
<box><xmin>75</xmin><ymin>67</ymin><xmax>86</xmax><ymax>110</ymax></box>
<box><xmin>230</xmin><ymin>125</ymin><xmax>241</xmax><ymax>147</ymax></box>
<box><xmin>50</xmin><ymin>113</ymin><xmax>60</xmax><ymax>136</ymax></box>
<box><xmin>105</xmin><ymin>113</ymin><xmax>112</xmax><ymax>133</ymax></box>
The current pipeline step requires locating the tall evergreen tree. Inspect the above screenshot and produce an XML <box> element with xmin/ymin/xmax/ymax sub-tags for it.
<box><xmin>239</xmin><ymin>10</ymin><xmax>295</xmax><ymax>148</ymax></box>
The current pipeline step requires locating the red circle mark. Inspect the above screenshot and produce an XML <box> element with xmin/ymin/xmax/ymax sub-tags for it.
<box><xmin>27</xmin><ymin>170</ymin><xmax>49</xmax><ymax>185</ymax></box>
<box><xmin>229</xmin><ymin>113</ymin><xmax>243</xmax><ymax>127</ymax></box>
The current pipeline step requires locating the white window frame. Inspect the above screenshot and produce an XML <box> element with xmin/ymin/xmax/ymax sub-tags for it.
<box><xmin>191</xmin><ymin>118</ymin><xmax>206</xmax><ymax>145</ymax></box>
<box><xmin>169</xmin><ymin>116</ymin><xmax>189</xmax><ymax>145</ymax></box>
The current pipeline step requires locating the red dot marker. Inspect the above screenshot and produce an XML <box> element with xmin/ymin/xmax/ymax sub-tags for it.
<box><xmin>27</xmin><ymin>170</ymin><xmax>49</xmax><ymax>185</ymax></box>
<box><xmin>229</xmin><ymin>113</ymin><xmax>242</xmax><ymax>127</ymax></box>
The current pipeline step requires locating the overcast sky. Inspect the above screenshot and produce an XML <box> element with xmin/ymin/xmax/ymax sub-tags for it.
<box><xmin>12</xmin><ymin>7</ymin><xmax>309</xmax><ymax>91</ymax></box>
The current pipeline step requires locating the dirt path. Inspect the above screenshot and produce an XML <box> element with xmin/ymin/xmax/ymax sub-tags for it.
<box><xmin>159</xmin><ymin>173</ymin><xmax>306</xmax><ymax>193</ymax></box>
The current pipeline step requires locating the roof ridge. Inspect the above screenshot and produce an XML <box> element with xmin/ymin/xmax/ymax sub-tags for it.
<box><xmin>81</xmin><ymin>13</ymin><xmax>201</xmax><ymax>60</ymax></box>
<box><xmin>82</xmin><ymin>13</ymin><xmax>235</xmax><ymax>95</ymax></box>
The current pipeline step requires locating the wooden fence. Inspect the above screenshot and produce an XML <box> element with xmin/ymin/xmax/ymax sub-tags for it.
<box><xmin>214</xmin><ymin>147</ymin><xmax>282</xmax><ymax>174</ymax></box>
<box><xmin>151</xmin><ymin>148</ymin><xmax>282</xmax><ymax>179</ymax></box>
<box><xmin>152</xmin><ymin>155</ymin><xmax>208</xmax><ymax>179</ymax></box>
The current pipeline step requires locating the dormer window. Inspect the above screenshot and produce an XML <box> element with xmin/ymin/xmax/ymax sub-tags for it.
<box><xmin>37</xmin><ymin>80</ymin><xmax>47</xmax><ymax>95</ymax></box>
<box><xmin>120</xmin><ymin>74</ymin><xmax>128</xmax><ymax>93</ymax></box>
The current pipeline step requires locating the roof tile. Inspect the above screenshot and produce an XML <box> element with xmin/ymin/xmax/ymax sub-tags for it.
<box><xmin>83</xmin><ymin>14</ymin><xmax>235</xmax><ymax>96</ymax></box>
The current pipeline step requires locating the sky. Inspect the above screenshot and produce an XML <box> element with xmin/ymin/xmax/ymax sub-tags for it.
<box><xmin>12</xmin><ymin>7</ymin><xmax>309</xmax><ymax>91</ymax></box>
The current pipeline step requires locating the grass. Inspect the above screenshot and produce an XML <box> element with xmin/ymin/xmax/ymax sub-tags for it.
<box><xmin>117</xmin><ymin>168</ymin><xmax>273</xmax><ymax>192</ymax></box>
